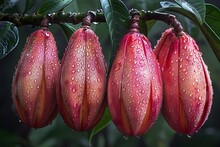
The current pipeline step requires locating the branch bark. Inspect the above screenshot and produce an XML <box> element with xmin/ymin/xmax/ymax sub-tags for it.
<box><xmin>0</xmin><ymin>10</ymin><xmax>183</xmax><ymax>35</ymax></box>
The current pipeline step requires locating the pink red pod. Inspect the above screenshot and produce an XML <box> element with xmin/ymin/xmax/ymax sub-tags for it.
<box><xmin>12</xmin><ymin>29</ymin><xmax>60</xmax><ymax>128</ymax></box>
<box><xmin>108</xmin><ymin>23</ymin><xmax>163</xmax><ymax>136</ymax></box>
<box><xmin>154</xmin><ymin>28</ymin><xmax>213</xmax><ymax>135</ymax></box>
<box><xmin>57</xmin><ymin>26</ymin><xmax>107</xmax><ymax>131</ymax></box>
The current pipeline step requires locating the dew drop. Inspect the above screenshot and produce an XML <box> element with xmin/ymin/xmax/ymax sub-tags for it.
<box><xmin>45</xmin><ymin>32</ymin><xmax>50</xmax><ymax>37</ymax></box>
<box><xmin>123</xmin><ymin>136</ymin><xmax>129</xmax><ymax>140</ymax></box>
<box><xmin>72</xmin><ymin>88</ymin><xmax>76</xmax><ymax>93</ymax></box>
<box><xmin>187</xmin><ymin>134</ymin><xmax>192</xmax><ymax>138</ymax></box>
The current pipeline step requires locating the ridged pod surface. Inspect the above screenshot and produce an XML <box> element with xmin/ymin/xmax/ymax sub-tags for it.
<box><xmin>12</xmin><ymin>29</ymin><xmax>60</xmax><ymax>128</ymax></box>
<box><xmin>108</xmin><ymin>30</ymin><xmax>163</xmax><ymax>136</ymax></box>
<box><xmin>154</xmin><ymin>28</ymin><xmax>213</xmax><ymax>135</ymax></box>
<box><xmin>57</xmin><ymin>26</ymin><xmax>107</xmax><ymax>131</ymax></box>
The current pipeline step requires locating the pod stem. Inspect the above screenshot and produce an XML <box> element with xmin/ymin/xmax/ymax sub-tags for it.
<box><xmin>40</xmin><ymin>17</ymin><xmax>50</xmax><ymax>29</ymax></box>
<box><xmin>129</xmin><ymin>9</ymin><xmax>140</xmax><ymax>32</ymax></box>
<box><xmin>81</xmin><ymin>11</ymin><xmax>96</xmax><ymax>28</ymax></box>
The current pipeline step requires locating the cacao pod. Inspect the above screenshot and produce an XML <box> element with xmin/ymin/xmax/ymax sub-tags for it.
<box><xmin>154</xmin><ymin>28</ymin><xmax>213</xmax><ymax>135</ymax></box>
<box><xmin>57</xmin><ymin>26</ymin><xmax>107</xmax><ymax>131</ymax></box>
<box><xmin>12</xmin><ymin>29</ymin><xmax>60</xmax><ymax>128</ymax></box>
<box><xmin>108</xmin><ymin>29</ymin><xmax>163</xmax><ymax>136</ymax></box>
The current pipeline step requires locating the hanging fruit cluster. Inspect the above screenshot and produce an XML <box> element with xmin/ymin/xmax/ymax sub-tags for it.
<box><xmin>12</xmin><ymin>11</ymin><xmax>213</xmax><ymax>137</ymax></box>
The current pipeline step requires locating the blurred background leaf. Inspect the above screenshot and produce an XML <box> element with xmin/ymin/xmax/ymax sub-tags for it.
<box><xmin>23</xmin><ymin>0</ymin><xmax>35</xmax><ymax>14</ymax></box>
<box><xmin>0</xmin><ymin>128</ymin><xmax>28</xmax><ymax>146</ymax></box>
<box><xmin>59</xmin><ymin>23</ymin><xmax>76</xmax><ymax>41</ymax></box>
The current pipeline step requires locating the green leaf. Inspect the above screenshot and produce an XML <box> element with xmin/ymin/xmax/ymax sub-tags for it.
<box><xmin>59</xmin><ymin>23</ymin><xmax>76</xmax><ymax>41</ymax></box>
<box><xmin>23</xmin><ymin>0</ymin><xmax>36</xmax><ymax>14</ymax></box>
<box><xmin>175</xmin><ymin>0</ymin><xmax>206</xmax><ymax>23</ymax></box>
<box><xmin>159</xmin><ymin>1</ymin><xmax>199</xmax><ymax>25</ymax></box>
<box><xmin>88</xmin><ymin>109</ymin><xmax>111</xmax><ymax>145</ymax></box>
<box><xmin>202</xmin><ymin>4</ymin><xmax>220</xmax><ymax>62</ymax></box>
<box><xmin>100</xmin><ymin>0</ymin><xmax>130</xmax><ymax>68</ymax></box>
<box><xmin>139</xmin><ymin>10</ymin><xmax>148</xmax><ymax>36</ymax></box>
<box><xmin>139</xmin><ymin>20</ymin><xmax>148</xmax><ymax>36</ymax></box>
<box><xmin>200</xmin><ymin>22</ymin><xmax>220</xmax><ymax>62</ymax></box>
<box><xmin>146</xmin><ymin>20</ymin><xmax>156</xmax><ymax>33</ymax></box>
<box><xmin>37</xmin><ymin>0</ymin><xmax>73</xmax><ymax>15</ymax></box>
<box><xmin>159</xmin><ymin>0</ymin><xmax>205</xmax><ymax>25</ymax></box>
<box><xmin>130</xmin><ymin>0</ymin><xmax>147</xmax><ymax>10</ymax></box>
<box><xmin>63</xmin><ymin>0</ymin><xmax>78</xmax><ymax>12</ymax></box>
<box><xmin>76</xmin><ymin>0</ymin><xmax>100</xmax><ymax>12</ymax></box>
<box><xmin>0</xmin><ymin>21</ymin><xmax>19</xmax><ymax>60</ymax></box>
<box><xmin>205</xmin><ymin>4</ymin><xmax>220</xmax><ymax>37</ymax></box>
<box><xmin>0</xmin><ymin>0</ymin><xmax>18</xmax><ymax>11</ymax></box>
<box><xmin>139</xmin><ymin>10</ymin><xmax>156</xmax><ymax>35</ymax></box>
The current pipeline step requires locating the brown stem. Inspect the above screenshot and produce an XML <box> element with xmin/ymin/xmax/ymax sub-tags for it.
<box><xmin>0</xmin><ymin>11</ymin><xmax>105</xmax><ymax>27</ymax></box>
<box><xmin>0</xmin><ymin>10</ymin><xmax>184</xmax><ymax>35</ymax></box>
<box><xmin>141</xmin><ymin>11</ymin><xmax>184</xmax><ymax>36</ymax></box>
